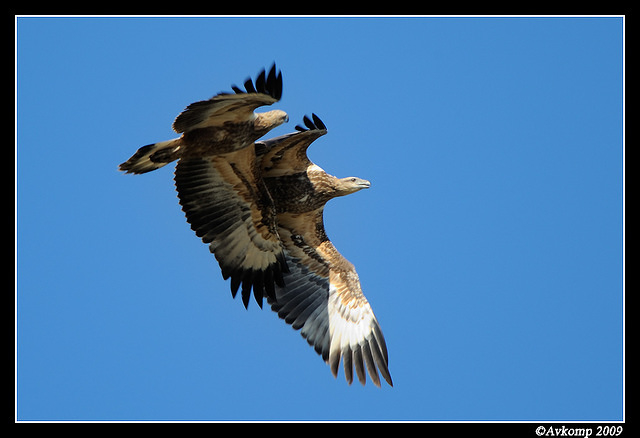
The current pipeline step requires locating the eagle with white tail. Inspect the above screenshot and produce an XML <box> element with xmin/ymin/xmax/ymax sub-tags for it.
<box><xmin>119</xmin><ymin>65</ymin><xmax>392</xmax><ymax>387</ymax></box>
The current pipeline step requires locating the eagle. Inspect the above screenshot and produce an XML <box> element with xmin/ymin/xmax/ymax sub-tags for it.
<box><xmin>119</xmin><ymin>65</ymin><xmax>392</xmax><ymax>387</ymax></box>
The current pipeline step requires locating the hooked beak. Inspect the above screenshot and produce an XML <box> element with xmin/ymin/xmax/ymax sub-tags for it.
<box><xmin>356</xmin><ymin>178</ymin><xmax>371</xmax><ymax>189</ymax></box>
<box><xmin>350</xmin><ymin>177</ymin><xmax>371</xmax><ymax>193</ymax></box>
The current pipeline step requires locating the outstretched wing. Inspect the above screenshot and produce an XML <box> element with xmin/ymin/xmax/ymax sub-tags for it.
<box><xmin>174</xmin><ymin>144</ymin><xmax>288</xmax><ymax>308</ymax></box>
<box><xmin>270</xmin><ymin>214</ymin><xmax>392</xmax><ymax>387</ymax></box>
<box><xmin>172</xmin><ymin>64</ymin><xmax>283</xmax><ymax>134</ymax></box>
<box><xmin>256</xmin><ymin>113</ymin><xmax>327</xmax><ymax>177</ymax></box>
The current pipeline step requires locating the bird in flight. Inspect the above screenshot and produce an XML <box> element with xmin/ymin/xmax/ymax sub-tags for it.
<box><xmin>119</xmin><ymin>65</ymin><xmax>392</xmax><ymax>387</ymax></box>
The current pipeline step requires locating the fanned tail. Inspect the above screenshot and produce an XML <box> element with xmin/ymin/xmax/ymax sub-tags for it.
<box><xmin>119</xmin><ymin>138</ymin><xmax>182</xmax><ymax>174</ymax></box>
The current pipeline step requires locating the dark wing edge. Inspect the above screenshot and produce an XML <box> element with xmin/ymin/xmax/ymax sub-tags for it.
<box><xmin>327</xmin><ymin>286</ymin><xmax>393</xmax><ymax>388</ymax></box>
<box><xmin>295</xmin><ymin>113</ymin><xmax>327</xmax><ymax>132</ymax></box>
<box><xmin>230</xmin><ymin>63</ymin><xmax>283</xmax><ymax>102</ymax></box>
<box><xmin>174</xmin><ymin>157</ymin><xmax>288</xmax><ymax>309</ymax></box>
<box><xmin>268</xmin><ymin>253</ymin><xmax>393</xmax><ymax>388</ymax></box>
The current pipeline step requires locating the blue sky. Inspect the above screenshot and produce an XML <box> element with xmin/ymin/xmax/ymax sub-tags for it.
<box><xmin>16</xmin><ymin>16</ymin><xmax>624</xmax><ymax>422</ymax></box>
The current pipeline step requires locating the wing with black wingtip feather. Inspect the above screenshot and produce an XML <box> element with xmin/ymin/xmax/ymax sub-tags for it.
<box><xmin>172</xmin><ymin>64</ymin><xmax>283</xmax><ymax>134</ymax></box>
<box><xmin>270</xmin><ymin>222</ymin><xmax>393</xmax><ymax>388</ymax></box>
<box><xmin>174</xmin><ymin>144</ymin><xmax>288</xmax><ymax>308</ymax></box>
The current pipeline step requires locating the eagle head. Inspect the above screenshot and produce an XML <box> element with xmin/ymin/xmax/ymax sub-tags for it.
<box><xmin>255</xmin><ymin>110</ymin><xmax>289</xmax><ymax>132</ymax></box>
<box><xmin>335</xmin><ymin>176</ymin><xmax>371</xmax><ymax>197</ymax></box>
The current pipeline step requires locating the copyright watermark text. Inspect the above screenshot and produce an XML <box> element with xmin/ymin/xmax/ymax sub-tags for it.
<box><xmin>535</xmin><ymin>425</ymin><xmax>623</xmax><ymax>437</ymax></box>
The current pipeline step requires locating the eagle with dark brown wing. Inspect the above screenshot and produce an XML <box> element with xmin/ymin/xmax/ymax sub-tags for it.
<box><xmin>120</xmin><ymin>65</ymin><xmax>289</xmax><ymax>308</ymax></box>
<box><xmin>119</xmin><ymin>67</ymin><xmax>392</xmax><ymax>387</ymax></box>
<box><xmin>257</xmin><ymin>114</ymin><xmax>392</xmax><ymax>387</ymax></box>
